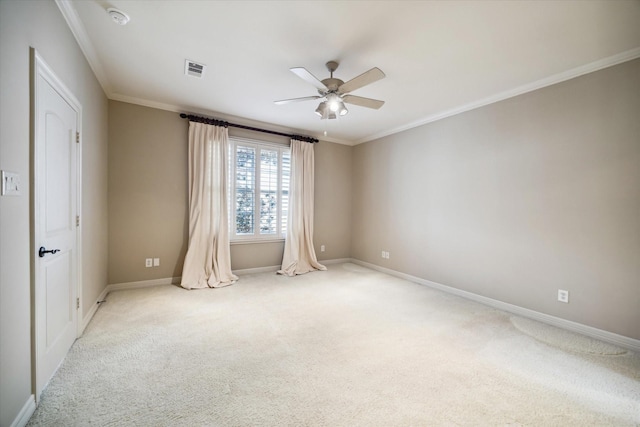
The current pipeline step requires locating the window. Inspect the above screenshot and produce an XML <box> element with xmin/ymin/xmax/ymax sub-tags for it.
<box><xmin>229</xmin><ymin>138</ymin><xmax>290</xmax><ymax>241</ymax></box>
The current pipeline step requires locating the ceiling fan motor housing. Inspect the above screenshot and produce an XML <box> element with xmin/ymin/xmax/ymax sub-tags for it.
<box><xmin>318</xmin><ymin>78</ymin><xmax>344</xmax><ymax>94</ymax></box>
<box><xmin>321</xmin><ymin>61</ymin><xmax>343</xmax><ymax>92</ymax></box>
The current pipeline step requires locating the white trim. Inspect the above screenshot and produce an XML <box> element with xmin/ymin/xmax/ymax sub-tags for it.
<box><xmin>85</xmin><ymin>259</ymin><xmax>640</xmax><ymax>352</ymax></box>
<box><xmin>111</xmin><ymin>93</ymin><xmax>189</xmax><ymax>114</ymax></box>
<box><xmin>55</xmin><ymin>0</ymin><xmax>639</xmax><ymax>149</ymax></box>
<box><xmin>79</xmin><ymin>287</ymin><xmax>109</xmax><ymax>334</ymax></box>
<box><xmin>32</xmin><ymin>48</ymin><xmax>84</xmax><ymax>402</ymax></box>
<box><xmin>231</xmin><ymin>238</ymin><xmax>285</xmax><ymax>245</ymax></box>
<box><xmin>86</xmin><ymin>259</ymin><xmax>348</xmax><ymax>329</ymax></box>
<box><xmin>231</xmin><ymin>258</ymin><xmax>349</xmax><ymax>275</ymax></box>
<box><xmin>229</xmin><ymin>136</ymin><xmax>290</xmax><ymax>149</ymax></box>
<box><xmin>355</xmin><ymin>47</ymin><xmax>640</xmax><ymax>145</ymax></box>
<box><xmin>10</xmin><ymin>395</ymin><xmax>36</xmax><ymax>427</ymax></box>
<box><xmin>75</xmin><ymin>108</ymin><xmax>83</xmax><ymax>338</ymax></box>
<box><xmin>233</xmin><ymin>265</ymin><xmax>280</xmax><ymax>275</ymax></box>
<box><xmin>109</xmin><ymin>94</ymin><xmax>349</xmax><ymax>145</ymax></box>
<box><xmin>106</xmin><ymin>276</ymin><xmax>181</xmax><ymax>292</ymax></box>
<box><xmin>350</xmin><ymin>259</ymin><xmax>640</xmax><ymax>353</ymax></box>
<box><xmin>54</xmin><ymin>0</ymin><xmax>112</xmax><ymax>95</ymax></box>
<box><xmin>320</xmin><ymin>257</ymin><xmax>352</xmax><ymax>265</ymax></box>
<box><xmin>229</xmin><ymin>139</ymin><xmax>290</xmax><ymax>241</ymax></box>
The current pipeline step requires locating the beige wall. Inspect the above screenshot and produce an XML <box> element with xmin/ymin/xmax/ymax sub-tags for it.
<box><xmin>108</xmin><ymin>101</ymin><xmax>352</xmax><ymax>282</ymax></box>
<box><xmin>352</xmin><ymin>59</ymin><xmax>640</xmax><ymax>340</ymax></box>
<box><xmin>2</xmin><ymin>4</ymin><xmax>635</xmax><ymax>425</ymax></box>
<box><xmin>314</xmin><ymin>140</ymin><xmax>352</xmax><ymax>261</ymax></box>
<box><xmin>0</xmin><ymin>0</ymin><xmax>109</xmax><ymax>425</ymax></box>
<box><xmin>108</xmin><ymin>102</ymin><xmax>189</xmax><ymax>284</ymax></box>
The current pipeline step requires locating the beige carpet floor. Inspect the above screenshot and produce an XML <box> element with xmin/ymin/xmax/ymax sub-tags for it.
<box><xmin>28</xmin><ymin>263</ymin><xmax>640</xmax><ymax>426</ymax></box>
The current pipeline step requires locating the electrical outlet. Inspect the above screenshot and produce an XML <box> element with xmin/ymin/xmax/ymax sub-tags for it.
<box><xmin>145</xmin><ymin>258</ymin><xmax>152</xmax><ymax>268</ymax></box>
<box><xmin>320</xmin><ymin>245</ymin><xmax>325</xmax><ymax>252</ymax></box>
<box><xmin>387</xmin><ymin>251</ymin><xmax>391</xmax><ymax>259</ymax></box>
<box><xmin>153</xmin><ymin>258</ymin><xmax>160</xmax><ymax>267</ymax></box>
<box><xmin>558</xmin><ymin>289</ymin><xmax>569</xmax><ymax>303</ymax></box>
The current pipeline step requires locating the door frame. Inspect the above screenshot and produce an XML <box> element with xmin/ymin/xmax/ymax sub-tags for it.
<box><xmin>30</xmin><ymin>48</ymin><xmax>83</xmax><ymax>401</ymax></box>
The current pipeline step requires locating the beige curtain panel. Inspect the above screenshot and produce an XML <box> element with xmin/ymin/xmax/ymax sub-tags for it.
<box><xmin>181</xmin><ymin>122</ymin><xmax>238</xmax><ymax>289</ymax></box>
<box><xmin>278</xmin><ymin>139</ymin><xmax>326</xmax><ymax>276</ymax></box>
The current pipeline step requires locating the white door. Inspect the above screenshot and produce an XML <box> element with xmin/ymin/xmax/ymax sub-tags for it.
<box><xmin>33</xmin><ymin>51</ymin><xmax>81</xmax><ymax>399</ymax></box>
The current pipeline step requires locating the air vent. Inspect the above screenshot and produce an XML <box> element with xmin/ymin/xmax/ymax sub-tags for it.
<box><xmin>185</xmin><ymin>60</ymin><xmax>206</xmax><ymax>78</ymax></box>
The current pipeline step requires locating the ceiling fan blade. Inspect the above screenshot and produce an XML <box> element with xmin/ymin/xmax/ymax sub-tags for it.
<box><xmin>339</xmin><ymin>67</ymin><xmax>385</xmax><ymax>94</ymax></box>
<box><xmin>342</xmin><ymin>95</ymin><xmax>385</xmax><ymax>109</ymax></box>
<box><xmin>290</xmin><ymin>67</ymin><xmax>327</xmax><ymax>91</ymax></box>
<box><xmin>274</xmin><ymin>95</ymin><xmax>322</xmax><ymax>105</ymax></box>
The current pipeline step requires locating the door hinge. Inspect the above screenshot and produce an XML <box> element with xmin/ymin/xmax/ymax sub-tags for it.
<box><xmin>76</xmin><ymin>297</ymin><xmax>80</xmax><ymax>309</ymax></box>
<box><xmin>76</xmin><ymin>215</ymin><xmax>80</xmax><ymax>227</ymax></box>
<box><xmin>76</xmin><ymin>131</ymin><xmax>80</xmax><ymax>143</ymax></box>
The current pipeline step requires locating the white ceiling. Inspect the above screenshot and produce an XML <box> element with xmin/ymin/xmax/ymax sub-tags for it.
<box><xmin>59</xmin><ymin>0</ymin><xmax>640</xmax><ymax>145</ymax></box>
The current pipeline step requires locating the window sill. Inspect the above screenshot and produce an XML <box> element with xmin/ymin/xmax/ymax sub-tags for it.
<box><xmin>230</xmin><ymin>238</ymin><xmax>285</xmax><ymax>246</ymax></box>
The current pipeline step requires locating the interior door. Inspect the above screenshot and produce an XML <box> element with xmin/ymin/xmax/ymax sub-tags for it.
<box><xmin>34</xmin><ymin>53</ymin><xmax>80</xmax><ymax>399</ymax></box>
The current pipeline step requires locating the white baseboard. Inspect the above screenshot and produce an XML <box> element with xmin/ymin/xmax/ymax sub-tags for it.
<box><xmin>320</xmin><ymin>257</ymin><xmax>352</xmax><ymax>265</ymax></box>
<box><xmin>351</xmin><ymin>259</ymin><xmax>640</xmax><ymax>353</ymax></box>
<box><xmin>101</xmin><ymin>260</ymin><xmax>639</xmax><ymax>351</ymax></box>
<box><xmin>232</xmin><ymin>258</ymin><xmax>351</xmax><ymax>275</ymax></box>
<box><xmin>79</xmin><ymin>287</ymin><xmax>109</xmax><ymax>335</ymax></box>
<box><xmin>10</xmin><ymin>395</ymin><xmax>35</xmax><ymax>427</ymax></box>
<box><xmin>75</xmin><ymin>278</ymin><xmax>180</xmax><ymax>334</ymax></box>
<box><xmin>233</xmin><ymin>265</ymin><xmax>280</xmax><ymax>275</ymax></box>
<box><xmin>106</xmin><ymin>276</ymin><xmax>182</xmax><ymax>293</ymax></box>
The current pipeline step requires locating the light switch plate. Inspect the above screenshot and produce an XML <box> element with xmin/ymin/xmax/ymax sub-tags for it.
<box><xmin>1</xmin><ymin>170</ymin><xmax>21</xmax><ymax>196</ymax></box>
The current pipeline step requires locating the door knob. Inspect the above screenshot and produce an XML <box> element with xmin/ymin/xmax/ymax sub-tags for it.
<box><xmin>39</xmin><ymin>246</ymin><xmax>60</xmax><ymax>258</ymax></box>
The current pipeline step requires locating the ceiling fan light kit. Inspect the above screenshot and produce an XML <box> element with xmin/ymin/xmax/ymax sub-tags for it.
<box><xmin>276</xmin><ymin>61</ymin><xmax>385</xmax><ymax>120</ymax></box>
<box><xmin>314</xmin><ymin>101</ymin><xmax>345</xmax><ymax>120</ymax></box>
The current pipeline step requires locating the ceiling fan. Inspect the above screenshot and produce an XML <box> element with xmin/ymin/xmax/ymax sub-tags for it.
<box><xmin>275</xmin><ymin>61</ymin><xmax>385</xmax><ymax>120</ymax></box>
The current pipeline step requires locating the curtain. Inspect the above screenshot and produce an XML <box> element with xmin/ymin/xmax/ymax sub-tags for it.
<box><xmin>180</xmin><ymin>122</ymin><xmax>238</xmax><ymax>289</ymax></box>
<box><xmin>278</xmin><ymin>139</ymin><xmax>326</xmax><ymax>276</ymax></box>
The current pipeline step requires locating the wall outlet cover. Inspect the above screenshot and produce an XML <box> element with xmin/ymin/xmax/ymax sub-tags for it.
<box><xmin>1</xmin><ymin>170</ymin><xmax>21</xmax><ymax>196</ymax></box>
<box><xmin>558</xmin><ymin>289</ymin><xmax>569</xmax><ymax>303</ymax></box>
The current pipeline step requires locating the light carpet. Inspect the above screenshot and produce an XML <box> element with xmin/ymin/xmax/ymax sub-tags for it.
<box><xmin>510</xmin><ymin>316</ymin><xmax>628</xmax><ymax>356</ymax></box>
<box><xmin>28</xmin><ymin>263</ymin><xmax>640</xmax><ymax>426</ymax></box>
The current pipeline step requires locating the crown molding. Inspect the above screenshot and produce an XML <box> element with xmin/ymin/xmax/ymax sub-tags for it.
<box><xmin>55</xmin><ymin>0</ymin><xmax>112</xmax><ymax>95</ymax></box>
<box><xmin>109</xmin><ymin>93</ymin><xmax>184</xmax><ymax>114</ymax></box>
<box><xmin>109</xmin><ymin>93</ymin><xmax>352</xmax><ymax>146</ymax></box>
<box><xmin>355</xmin><ymin>47</ymin><xmax>640</xmax><ymax>145</ymax></box>
<box><xmin>54</xmin><ymin>1</ymin><xmax>639</xmax><ymax>148</ymax></box>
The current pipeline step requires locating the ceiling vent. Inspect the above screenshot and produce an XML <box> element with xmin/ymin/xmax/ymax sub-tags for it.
<box><xmin>185</xmin><ymin>60</ymin><xmax>206</xmax><ymax>78</ymax></box>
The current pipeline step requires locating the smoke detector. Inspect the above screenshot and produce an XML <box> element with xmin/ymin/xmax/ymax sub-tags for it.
<box><xmin>107</xmin><ymin>8</ymin><xmax>130</xmax><ymax>26</ymax></box>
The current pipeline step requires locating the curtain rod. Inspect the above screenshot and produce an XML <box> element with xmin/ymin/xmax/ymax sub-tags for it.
<box><xmin>179</xmin><ymin>113</ymin><xmax>319</xmax><ymax>144</ymax></box>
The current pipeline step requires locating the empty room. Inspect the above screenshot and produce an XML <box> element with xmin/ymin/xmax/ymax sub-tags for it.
<box><xmin>1</xmin><ymin>0</ymin><xmax>639</xmax><ymax>426</ymax></box>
